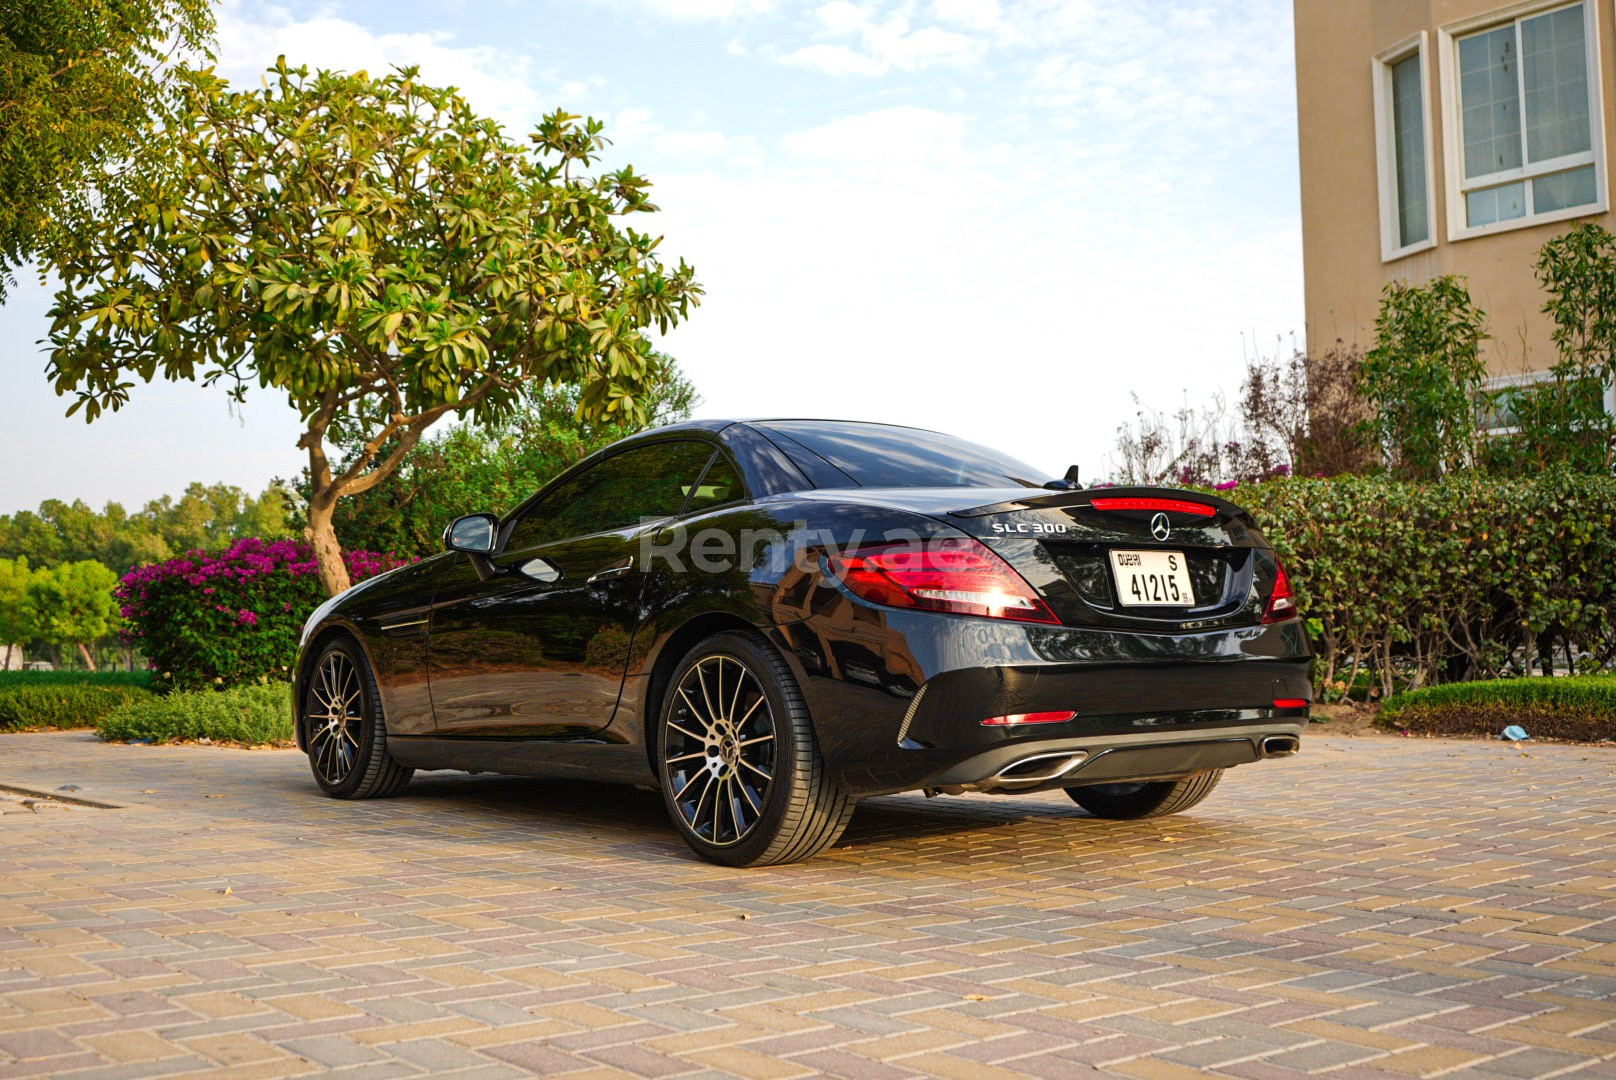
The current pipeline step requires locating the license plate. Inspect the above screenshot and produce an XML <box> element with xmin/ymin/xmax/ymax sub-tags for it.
<box><xmin>1109</xmin><ymin>549</ymin><xmax>1195</xmax><ymax>607</ymax></box>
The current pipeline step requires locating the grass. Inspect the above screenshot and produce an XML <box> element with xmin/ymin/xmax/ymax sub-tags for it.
<box><xmin>1379</xmin><ymin>675</ymin><xmax>1616</xmax><ymax>742</ymax></box>
<box><xmin>0</xmin><ymin>671</ymin><xmax>157</xmax><ymax>732</ymax></box>
<box><xmin>97</xmin><ymin>682</ymin><xmax>295</xmax><ymax>747</ymax></box>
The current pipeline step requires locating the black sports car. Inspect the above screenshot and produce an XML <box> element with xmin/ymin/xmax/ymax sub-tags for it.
<box><xmin>295</xmin><ymin>419</ymin><xmax>1310</xmax><ymax>866</ymax></box>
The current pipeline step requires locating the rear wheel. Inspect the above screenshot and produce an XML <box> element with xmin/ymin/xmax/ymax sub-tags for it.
<box><xmin>302</xmin><ymin>638</ymin><xmax>413</xmax><ymax>799</ymax></box>
<box><xmin>656</xmin><ymin>632</ymin><xmax>854</xmax><ymax>867</ymax></box>
<box><xmin>1065</xmin><ymin>770</ymin><xmax>1223</xmax><ymax>819</ymax></box>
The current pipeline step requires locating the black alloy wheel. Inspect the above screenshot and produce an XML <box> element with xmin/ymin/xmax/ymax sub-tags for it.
<box><xmin>303</xmin><ymin>638</ymin><xmax>413</xmax><ymax>799</ymax></box>
<box><xmin>1065</xmin><ymin>770</ymin><xmax>1223</xmax><ymax>819</ymax></box>
<box><xmin>657</xmin><ymin>632</ymin><xmax>854</xmax><ymax>866</ymax></box>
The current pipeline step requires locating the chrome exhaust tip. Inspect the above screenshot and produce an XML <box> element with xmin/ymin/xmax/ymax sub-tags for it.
<box><xmin>990</xmin><ymin>750</ymin><xmax>1089</xmax><ymax>786</ymax></box>
<box><xmin>1260</xmin><ymin>735</ymin><xmax>1300</xmax><ymax>758</ymax></box>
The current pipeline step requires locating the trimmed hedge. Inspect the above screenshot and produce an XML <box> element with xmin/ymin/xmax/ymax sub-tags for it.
<box><xmin>0</xmin><ymin>681</ymin><xmax>157</xmax><ymax>731</ymax></box>
<box><xmin>0</xmin><ymin>670</ymin><xmax>151</xmax><ymax>689</ymax></box>
<box><xmin>1230</xmin><ymin>470</ymin><xmax>1616</xmax><ymax>701</ymax></box>
<box><xmin>97</xmin><ymin>682</ymin><xmax>295</xmax><ymax>746</ymax></box>
<box><xmin>1379</xmin><ymin>676</ymin><xmax>1616</xmax><ymax>742</ymax></box>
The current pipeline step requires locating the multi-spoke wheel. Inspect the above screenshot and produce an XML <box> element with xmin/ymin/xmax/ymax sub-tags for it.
<box><xmin>656</xmin><ymin>632</ymin><xmax>855</xmax><ymax>867</ymax></box>
<box><xmin>301</xmin><ymin>638</ymin><xmax>413</xmax><ymax>799</ymax></box>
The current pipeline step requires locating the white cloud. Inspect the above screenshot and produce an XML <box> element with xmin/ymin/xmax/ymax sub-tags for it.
<box><xmin>608</xmin><ymin>108</ymin><xmax>765</xmax><ymax>168</ymax></box>
<box><xmin>779</xmin><ymin>105</ymin><xmax>970</xmax><ymax>172</ymax></box>
<box><xmin>779</xmin><ymin>43</ymin><xmax>882</xmax><ymax>76</ymax></box>
<box><xmin>609</xmin><ymin>0</ymin><xmax>773</xmax><ymax>19</ymax></box>
<box><xmin>214</xmin><ymin>1</ymin><xmax>563</xmax><ymax>134</ymax></box>
<box><xmin>780</xmin><ymin>13</ymin><xmax>978</xmax><ymax>76</ymax></box>
<box><xmin>931</xmin><ymin>0</ymin><xmax>1000</xmax><ymax>31</ymax></box>
<box><xmin>815</xmin><ymin>1</ymin><xmax>870</xmax><ymax>35</ymax></box>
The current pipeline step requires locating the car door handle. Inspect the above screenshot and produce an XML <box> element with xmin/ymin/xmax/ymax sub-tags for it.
<box><xmin>587</xmin><ymin>558</ymin><xmax>635</xmax><ymax>585</ymax></box>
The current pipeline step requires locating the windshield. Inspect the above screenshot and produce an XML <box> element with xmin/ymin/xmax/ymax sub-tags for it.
<box><xmin>759</xmin><ymin>421</ymin><xmax>1049</xmax><ymax>489</ymax></box>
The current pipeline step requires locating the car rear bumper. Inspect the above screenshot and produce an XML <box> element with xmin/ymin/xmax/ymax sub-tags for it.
<box><xmin>772</xmin><ymin>605</ymin><xmax>1312</xmax><ymax>797</ymax></box>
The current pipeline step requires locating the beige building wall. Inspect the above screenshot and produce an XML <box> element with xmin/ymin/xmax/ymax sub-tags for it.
<box><xmin>1296</xmin><ymin>0</ymin><xmax>1616</xmax><ymax>378</ymax></box>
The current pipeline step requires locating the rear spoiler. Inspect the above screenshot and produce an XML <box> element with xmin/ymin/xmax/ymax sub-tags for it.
<box><xmin>950</xmin><ymin>485</ymin><xmax>1254</xmax><ymax>523</ymax></box>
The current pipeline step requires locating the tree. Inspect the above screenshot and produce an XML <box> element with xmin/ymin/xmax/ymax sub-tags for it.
<box><xmin>0</xmin><ymin>0</ymin><xmax>213</xmax><ymax>298</ymax></box>
<box><xmin>0</xmin><ymin>557</ymin><xmax>39</xmax><ymax>664</ymax></box>
<box><xmin>43</xmin><ymin>60</ymin><xmax>702</xmax><ymax>596</ymax></box>
<box><xmin>25</xmin><ymin>559</ymin><xmax>118</xmax><ymax>670</ymax></box>
<box><xmin>1360</xmin><ymin>275</ymin><xmax>1489</xmax><ymax>480</ymax></box>
<box><xmin>1239</xmin><ymin>344</ymin><xmax>1371</xmax><ymax>478</ymax></box>
<box><xmin>313</xmin><ymin>353</ymin><xmax>699</xmax><ymax>556</ymax></box>
<box><xmin>0</xmin><ymin>482</ymin><xmax>293</xmax><ymax>573</ymax></box>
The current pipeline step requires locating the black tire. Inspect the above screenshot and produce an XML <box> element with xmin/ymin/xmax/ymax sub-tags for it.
<box><xmin>656</xmin><ymin>631</ymin><xmax>855</xmax><ymax>867</ymax></box>
<box><xmin>1065</xmin><ymin>770</ymin><xmax>1223</xmax><ymax>819</ymax></box>
<box><xmin>302</xmin><ymin>638</ymin><xmax>413</xmax><ymax>799</ymax></box>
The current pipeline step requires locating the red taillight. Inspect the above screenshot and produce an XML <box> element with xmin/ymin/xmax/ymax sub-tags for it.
<box><xmin>1089</xmin><ymin>497</ymin><xmax>1216</xmax><ymax>518</ymax></box>
<box><xmin>1264</xmin><ymin>560</ymin><xmax>1297</xmax><ymax>623</ymax></box>
<box><xmin>830</xmin><ymin>537</ymin><xmax>1059</xmax><ymax>625</ymax></box>
<box><xmin>1273</xmin><ymin>698</ymin><xmax>1309</xmax><ymax>710</ymax></box>
<box><xmin>982</xmin><ymin>711</ymin><xmax>1075</xmax><ymax>727</ymax></box>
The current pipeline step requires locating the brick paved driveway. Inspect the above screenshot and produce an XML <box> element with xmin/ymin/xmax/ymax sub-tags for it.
<box><xmin>1</xmin><ymin>730</ymin><xmax>1613</xmax><ymax>1079</ymax></box>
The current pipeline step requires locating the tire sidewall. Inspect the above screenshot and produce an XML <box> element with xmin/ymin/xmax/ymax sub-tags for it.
<box><xmin>656</xmin><ymin>633</ymin><xmax>804</xmax><ymax>866</ymax></box>
<box><xmin>303</xmin><ymin>639</ymin><xmax>382</xmax><ymax>798</ymax></box>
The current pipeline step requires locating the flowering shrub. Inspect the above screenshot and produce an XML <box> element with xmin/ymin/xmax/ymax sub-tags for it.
<box><xmin>116</xmin><ymin>538</ymin><xmax>407</xmax><ymax>691</ymax></box>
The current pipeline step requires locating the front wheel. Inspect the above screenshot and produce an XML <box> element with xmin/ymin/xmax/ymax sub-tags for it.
<box><xmin>302</xmin><ymin>638</ymin><xmax>413</xmax><ymax>799</ymax></box>
<box><xmin>656</xmin><ymin>632</ymin><xmax>854</xmax><ymax>867</ymax></box>
<box><xmin>1065</xmin><ymin>770</ymin><xmax>1223</xmax><ymax>819</ymax></box>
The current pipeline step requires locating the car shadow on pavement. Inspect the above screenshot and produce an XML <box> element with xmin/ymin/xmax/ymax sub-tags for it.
<box><xmin>260</xmin><ymin>769</ymin><xmax>1254</xmax><ymax>867</ymax></box>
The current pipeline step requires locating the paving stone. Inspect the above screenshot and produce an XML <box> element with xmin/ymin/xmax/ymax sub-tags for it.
<box><xmin>1</xmin><ymin>731</ymin><xmax>1614</xmax><ymax>1080</ymax></box>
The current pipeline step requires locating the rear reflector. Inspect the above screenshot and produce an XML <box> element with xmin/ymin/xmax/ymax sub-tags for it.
<box><xmin>1273</xmin><ymin>698</ymin><xmax>1309</xmax><ymax>709</ymax></box>
<box><xmin>1089</xmin><ymin>497</ymin><xmax>1216</xmax><ymax>517</ymax></box>
<box><xmin>981</xmin><ymin>711</ymin><xmax>1076</xmax><ymax>727</ymax></box>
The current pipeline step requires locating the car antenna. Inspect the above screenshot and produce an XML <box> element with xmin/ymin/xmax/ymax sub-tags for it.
<box><xmin>1043</xmin><ymin>465</ymin><xmax>1082</xmax><ymax>491</ymax></box>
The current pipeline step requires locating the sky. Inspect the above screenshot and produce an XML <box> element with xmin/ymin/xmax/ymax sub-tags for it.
<box><xmin>0</xmin><ymin>0</ymin><xmax>1303</xmax><ymax>516</ymax></box>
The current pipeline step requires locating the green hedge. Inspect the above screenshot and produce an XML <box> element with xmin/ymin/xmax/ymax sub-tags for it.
<box><xmin>96</xmin><ymin>682</ymin><xmax>294</xmax><ymax>746</ymax></box>
<box><xmin>1230</xmin><ymin>470</ymin><xmax>1616</xmax><ymax>701</ymax></box>
<box><xmin>1379</xmin><ymin>676</ymin><xmax>1616</xmax><ymax>742</ymax></box>
<box><xmin>0</xmin><ymin>670</ymin><xmax>152</xmax><ymax>689</ymax></box>
<box><xmin>0</xmin><ymin>682</ymin><xmax>157</xmax><ymax>731</ymax></box>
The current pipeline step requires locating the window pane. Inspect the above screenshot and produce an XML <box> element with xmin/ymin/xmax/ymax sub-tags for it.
<box><xmin>683</xmin><ymin>454</ymin><xmax>746</xmax><ymax>513</ymax></box>
<box><xmin>1390</xmin><ymin>53</ymin><xmax>1429</xmax><ymax>247</ymax></box>
<box><xmin>506</xmin><ymin>440</ymin><xmax>717</xmax><ymax>549</ymax></box>
<box><xmin>1466</xmin><ymin>181</ymin><xmax>1527</xmax><ymax>227</ymax></box>
<box><xmin>1532</xmin><ymin>164</ymin><xmax>1597</xmax><ymax>212</ymax></box>
<box><xmin>1522</xmin><ymin>5</ymin><xmax>1590</xmax><ymax>163</ymax></box>
<box><xmin>760</xmin><ymin>421</ymin><xmax>1049</xmax><ymax>488</ymax></box>
<box><xmin>1458</xmin><ymin>26</ymin><xmax>1523</xmax><ymax>179</ymax></box>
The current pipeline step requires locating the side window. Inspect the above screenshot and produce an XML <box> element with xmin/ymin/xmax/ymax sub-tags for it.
<box><xmin>684</xmin><ymin>454</ymin><xmax>747</xmax><ymax>514</ymax></box>
<box><xmin>505</xmin><ymin>441</ymin><xmax>717</xmax><ymax>551</ymax></box>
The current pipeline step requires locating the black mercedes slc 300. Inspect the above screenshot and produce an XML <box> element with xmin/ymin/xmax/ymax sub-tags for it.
<box><xmin>295</xmin><ymin>419</ymin><xmax>1310</xmax><ymax>866</ymax></box>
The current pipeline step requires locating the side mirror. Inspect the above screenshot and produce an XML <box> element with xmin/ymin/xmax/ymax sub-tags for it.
<box><xmin>444</xmin><ymin>514</ymin><xmax>498</xmax><ymax>555</ymax></box>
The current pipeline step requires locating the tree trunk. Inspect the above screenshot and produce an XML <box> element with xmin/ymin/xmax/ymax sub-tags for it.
<box><xmin>76</xmin><ymin>641</ymin><xmax>97</xmax><ymax>672</ymax></box>
<box><xmin>305</xmin><ymin>496</ymin><xmax>352</xmax><ymax>597</ymax></box>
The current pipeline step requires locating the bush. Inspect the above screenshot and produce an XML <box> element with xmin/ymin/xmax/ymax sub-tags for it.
<box><xmin>0</xmin><ymin>676</ymin><xmax>156</xmax><ymax>731</ymax></box>
<box><xmin>97</xmin><ymin>682</ymin><xmax>294</xmax><ymax>745</ymax></box>
<box><xmin>115</xmin><ymin>538</ymin><xmax>406</xmax><ymax>692</ymax></box>
<box><xmin>1380</xmin><ymin>677</ymin><xmax>1616</xmax><ymax>742</ymax></box>
<box><xmin>1230</xmin><ymin>470</ymin><xmax>1616</xmax><ymax>701</ymax></box>
<box><xmin>1360</xmin><ymin>275</ymin><xmax>1490</xmax><ymax>480</ymax></box>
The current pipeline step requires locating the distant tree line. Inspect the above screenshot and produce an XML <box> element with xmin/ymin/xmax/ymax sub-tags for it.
<box><xmin>0</xmin><ymin>483</ymin><xmax>293</xmax><ymax>575</ymax></box>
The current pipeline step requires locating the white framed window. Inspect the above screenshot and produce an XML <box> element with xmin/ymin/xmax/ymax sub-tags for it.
<box><xmin>1373</xmin><ymin>34</ymin><xmax>1437</xmax><ymax>260</ymax></box>
<box><xmin>1478</xmin><ymin>369</ymin><xmax>1616</xmax><ymax>437</ymax></box>
<box><xmin>1438</xmin><ymin>0</ymin><xmax>1607</xmax><ymax>241</ymax></box>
